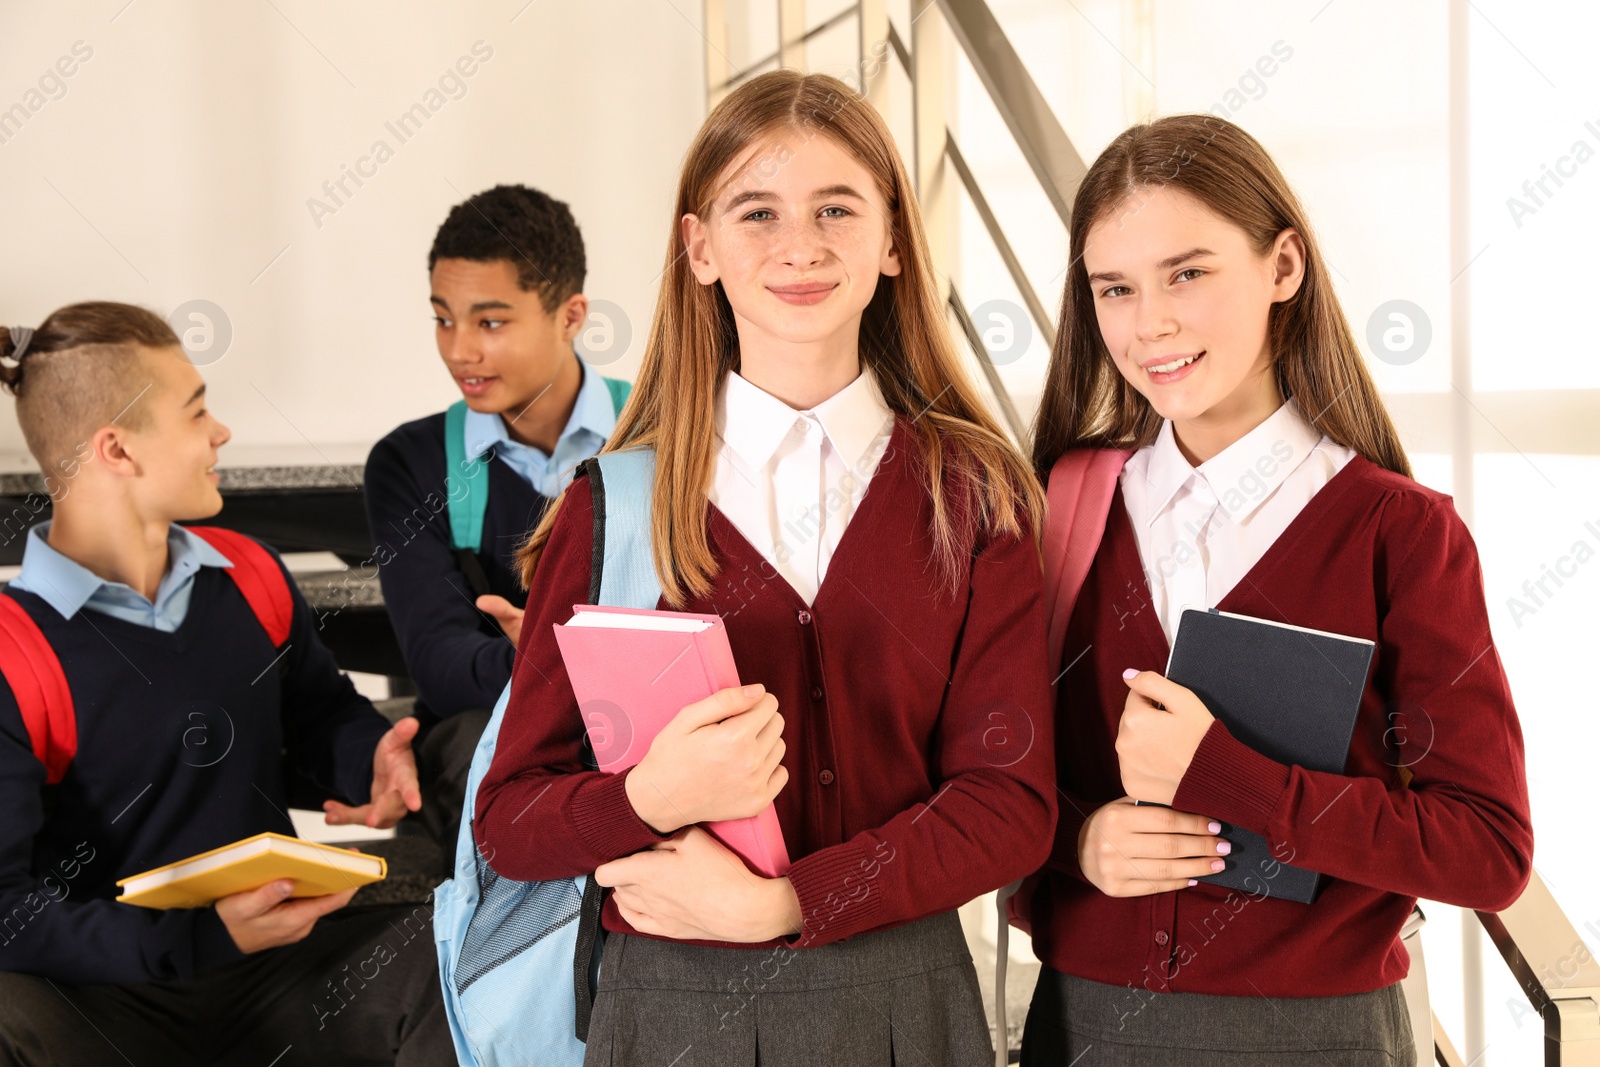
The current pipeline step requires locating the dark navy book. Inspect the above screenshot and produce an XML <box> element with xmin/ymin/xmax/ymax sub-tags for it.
<box><xmin>1165</xmin><ymin>607</ymin><xmax>1375</xmax><ymax>903</ymax></box>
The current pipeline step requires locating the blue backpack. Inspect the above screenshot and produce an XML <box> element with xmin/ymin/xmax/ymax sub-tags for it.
<box><xmin>442</xmin><ymin>377</ymin><xmax>633</xmax><ymax>552</ymax></box>
<box><xmin>433</xmin><ymin>447</ymin><xmax>659</xmax><ymax>1066</ymax></box>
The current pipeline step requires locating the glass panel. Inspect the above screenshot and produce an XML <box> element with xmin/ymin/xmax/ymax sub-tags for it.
<box><xmin>1468</xmin><ymin>5</ymin><xmax>1600</xmax><ymax>391</ymax></box>
<box><xmin>806</xmin><ymin>0</ymin><xmax>857</xmax><ymax>36</ymax></box>
<box><xmin>725</xmin><ymin>0</ymin><xmax>780</xmax><ymax>78</ymax></box>
<box><xmin>800</xmin><ymin>10</ymin><xmax>862</xmax><ymax>89</ymax></box>
<box><xmin>953</xmin><ymin>48</ymin><xmax>1071</xmax><ymax>320</ymax></box>
<box><xmin>1475</xmin><ymin>454</ymin><xmax>1600</xmax><ymax>925</ymax></box>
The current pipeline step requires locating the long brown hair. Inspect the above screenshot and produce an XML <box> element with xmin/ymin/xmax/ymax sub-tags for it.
<box><xmin>518</xmin><ymin>70</ymin><xmax>1044</xmax><ymax>606</ymax></box>
<box><xmin>1030</xmin><ymin>114</ymin><xmax>1410</xmax><ymax>479</ymax></box>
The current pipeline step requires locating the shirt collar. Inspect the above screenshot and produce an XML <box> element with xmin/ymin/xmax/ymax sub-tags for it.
<box><xmin>717</xmin><ymin>368</ymin><xmax>893</xmax><ymax>473</ymax></box>
<box><xmin>13</xmin><ymin>520</ymin><xmax>233</xmax><ymax>621</ymax></box>
<box><xmin>1134</xmin><ymin>397</ymin><xmax>1325</xmax><ymax>526</ymax></box>
<box><xmin>1133</xmin><ymin>420</ymin><xmax>1196</xmax><ymax>525</ymax></box>
<box><xmin>1200</xmin><ymin>396</ymin><xmax>1323</xmax><ymax>523</ymax></box>
<box><xmin>462</xmin><ymin>354</ymin><xmax>616</xmax><ymax>461</ymax></box>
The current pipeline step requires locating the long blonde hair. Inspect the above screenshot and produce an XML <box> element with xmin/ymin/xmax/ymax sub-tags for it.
<box><xmin>519</xmin><ymin>70</ymin><xmax>1043</xmax><ymax>606</ymax></box>
<box><xmin>1031</xmin><ymin>114</ymin><xmax>1411</xmax><ymax>479</ymax></box>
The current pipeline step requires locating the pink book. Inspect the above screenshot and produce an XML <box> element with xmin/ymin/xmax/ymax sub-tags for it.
<box><xmin>551</xmin><ymin>604</ymin><xmax>791</xmax><ymax>878</ymax></box>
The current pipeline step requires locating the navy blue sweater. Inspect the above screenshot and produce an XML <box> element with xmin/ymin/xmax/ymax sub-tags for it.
<box><xmin>0</xmin><ymin>543</ymin><xmax>390</xmax><ymax>985</ymax></box>
<box><xmin>363</xmin><ymin>412</ymin><xmax>551</xmax><ymax>720</ymax></box>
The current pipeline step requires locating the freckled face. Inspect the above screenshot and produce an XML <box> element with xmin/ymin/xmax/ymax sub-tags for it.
<box><xmin>682</xmin><ymin>129</ymin><xmax>902</xmax><ymax>352</ymax></box>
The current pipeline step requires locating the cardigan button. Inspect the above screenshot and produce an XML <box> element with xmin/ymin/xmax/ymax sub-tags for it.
<box><xmin>1154</xmin><ymin>930</ymin><xmax>1170</xmax><ymax>946</ymax></box>
<box><xmin>818</xmin><ymin>769</ymin><xmax>835</xmax><ymax>785</ymax></box>
<box><xmin>810</xmin><ymin>686</ymin><xmax>824</xmax><ymax>701</ymax></box>
<box><xmin>797</xmin><ymin>610</ymin><xmax>813</xmax><ymax>625</ymax></box>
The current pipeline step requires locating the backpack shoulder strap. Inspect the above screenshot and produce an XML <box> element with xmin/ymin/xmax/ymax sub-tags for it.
<box><xmin>0</xmin><ymin>594</ymin><xmax>75</xmax><ymax>785</ymax></box>
<box><xmin>586</xmin><ymin>449</ymin><xmax>661</xmax><ymax>611</ymax></box>
<box><xmin>444</xmin><ymin>400</ymin><xmax>490</xmax><ymax>552</ymax></box>
<box><xmin>994</xmin><ymin>446</ymin><xmax>1135</xmax><ymax>1052</ymax></box>
<box><xmin>186</xmin><ymin>527</ymin><xmax>294</xmax><ymax>647</ymax></box>
<box><xmin>564</xmin><ymin>447</ymin><xmax>660</xmax><ymax>1043</ymax></box>
<box><xmin>601</xmin><ymin>377</ymin><xmax>631</xmax><ymax>419</ymax></box>
<box><xmin>1041</xmin><ymin>447</ymin><xmax>1135</xmax><ymax>659</ymax></box>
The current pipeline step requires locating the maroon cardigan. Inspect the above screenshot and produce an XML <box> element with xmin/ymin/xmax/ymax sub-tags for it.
<box><xmin>475</xmin><ymin>417</ymin><xmax>1057</xmax><ymax>949</ymax></box>
<box><xmin>1031</xmin><ymin>455</ymin><xmax>1534</xmax><ymax>997</ymax></box>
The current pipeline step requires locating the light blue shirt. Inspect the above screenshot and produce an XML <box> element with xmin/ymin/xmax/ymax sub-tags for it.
<box><xmin>462</xmin><ymin>356</ymin><xmax>617</xmax><ymax>498</ymax></box>
<box><xmin>7</xmin><ymin>521</ymin><xmax>235</xmax><ymax>632</ymax></box>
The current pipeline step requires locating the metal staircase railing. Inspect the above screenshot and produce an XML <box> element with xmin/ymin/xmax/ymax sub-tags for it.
<box><xmin>698</xmin><ymin>2</ymin><xmax>1600</xmax><ymax>1063</ymax></box>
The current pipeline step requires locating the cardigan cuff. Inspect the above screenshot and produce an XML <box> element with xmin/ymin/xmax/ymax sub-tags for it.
<box><xmin>1171</xmin><ymin>719</ymin><xmax>1291</xmax><ymax>838</ymax></box>
<box><xmin>193</xmin><ymin>906</ymin><xmax>246</xmax><ymax>976</ymax></box>
<box><xmin>783</xmin><ymin>840</ymin><xmax>886</xmax><ymax>948</ymax></box>
<box><xmin>1045</xmin><ymin>801</ymin><xmax>1095</xmax><ymax>883</ymax></box>
<box><xmin>570</xmin><ymin>768</ymin><xmax>672</xmax><ymax>861</ymax></box>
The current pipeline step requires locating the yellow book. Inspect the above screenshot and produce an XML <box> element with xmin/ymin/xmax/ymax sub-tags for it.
<box><xmin>116</xmin><ymin>832</ymin><xmax>387</xmax><ymax>910</ymax></box>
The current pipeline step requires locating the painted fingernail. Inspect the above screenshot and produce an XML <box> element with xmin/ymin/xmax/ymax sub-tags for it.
<box><xmin>1187</xmin><ymin>879</ymin><xmax>1198</xmax><ymax>886</ymax></box>
<box><xmin>1210</xmin><ymin>859</ymin><xmax>1226</xmax><ymax>872</ymax></box>
<box><xmin>1216</xmin><ymin>841</ymin><xmax>1231</xmax><ymax>855</ymax></box>
<box><xmin>1207</xmin><ymin>821</ymin><xmax>1221</xmax><ymax>834</ymax></box>
<box><xmin>1122</xmin><ymin>668</ymin><xmax>1139</xmax><ymax>680</ymax></box>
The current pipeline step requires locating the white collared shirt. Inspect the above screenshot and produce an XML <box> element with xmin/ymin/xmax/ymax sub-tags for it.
<box><xmin>1118</xmin><ymin>397</ymin><xmax>1356</xmax><ymax>646</ymax></box>
<box><xmin>709</xmin><ymin>368</ymin><xmax>895</xmax><ymax>605</ymax></box>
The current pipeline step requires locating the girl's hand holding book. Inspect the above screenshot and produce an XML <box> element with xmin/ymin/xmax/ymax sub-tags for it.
<box><xmin>1077</xmin><ymin>797</ymin><xmax>1230</xmax><ymax>898</ymax></box>
<box><xmin>1114</xmin><ymin>669</ymin><xmax>1216</xmax><ymax>806</ymax></box>
<box><xmin>624</xmin><ymin>683</ymin><xmax>788</xmax><ymax>833</ymax></box>
<box><xmin>595</xmin><ymin>826</ymin><xmax>802</xmax><ymax>942</ymax></box>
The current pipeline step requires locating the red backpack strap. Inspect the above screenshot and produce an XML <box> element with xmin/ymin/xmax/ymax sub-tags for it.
<box><xmin>186</xmin><ymin>527</ymin><xmax>294</xmax><ymax>647</ymax></box>
<box><xmin>1041</xmin><ymin>447</ymin><xmax>1135</xmax><ymax>661</ymax></box>
<box><xmin>0</xmin><ymin>595</ymin><xmax>76</xmax><ymax>785</ymax></box>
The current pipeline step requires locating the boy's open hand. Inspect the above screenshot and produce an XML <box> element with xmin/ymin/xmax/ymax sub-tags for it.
<box><xmin>215</xmin><ymin>878</ymin><xmax>358</xmax><ymax>954</ymax></box>
<box><xmin>476</xmin><ymin>594</ymin><xmax>524</xmax><ymax>645</ymax></box>
<box><xmin>323</xmin><ymin>716</ymin><xmax>423</xmax><ymax>829</ymax></box>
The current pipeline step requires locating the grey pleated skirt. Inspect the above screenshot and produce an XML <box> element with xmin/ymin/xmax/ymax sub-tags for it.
<box><xmin>1021</xmin><ymin>967</ymin><xmax>1415</xmax><ymax>1066</ymax></box>
<box><xmin>582</xmin><ymin>911</ymin><xmax>993</xmax><ymax>1067</ymax></box>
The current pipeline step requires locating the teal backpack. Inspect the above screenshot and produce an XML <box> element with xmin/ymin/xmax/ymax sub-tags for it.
<box><xmin>433</xmin><ymin>447</ymin><xmax>660</xmax><ymax>1066</ymax></box>
<box><xmin>441</xmin><ymin>376</ymin><xmax>632</xmax><ymax>554</ymax></box>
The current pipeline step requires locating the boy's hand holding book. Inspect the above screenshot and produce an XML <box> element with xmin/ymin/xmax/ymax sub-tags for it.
<box><xmin>622</xmin><ymin>683</ymin><xmax>788</xmax><ymax>834</ymax></box>
<box><xmin>118</xmin><ymin>835</ymin><xmax>387</xmax><ymax>951</ymax></box>
<box><xmin>215</xmin><ymin>877</ymin><xmax>360</xmax><ymax>954</ymax></box>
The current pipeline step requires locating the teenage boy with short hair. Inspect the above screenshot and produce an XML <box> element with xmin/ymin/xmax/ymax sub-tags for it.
<box><xmin>0</xmin><ymin>302</ymin><xmax>450</xmax><ymax>1065</ymax></box>
<box><xmin>364</xmin><ymin>184</ymin><xmax>630</xmax><ymax>849</ymax></box>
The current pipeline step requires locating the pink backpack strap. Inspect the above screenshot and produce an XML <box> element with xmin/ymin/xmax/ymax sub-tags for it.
<box><xmin>1042</xmin><ymin>447</ymin><xmax>1135</xmax><ymax>660</ymax></box>
<box><xmin>997</xmin><ymin>447</ymin><xmax>1135</xmax><ymax>966</ymax></box>
<box><xmin>0</xmin><ymin>594</ymin><xmax>76</xmax><ymax>785</ymax></box>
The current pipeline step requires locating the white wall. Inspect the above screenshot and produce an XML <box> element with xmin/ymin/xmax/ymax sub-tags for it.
<box><xmin>0</xmin><ymin>0</ymin><xmax>707</xmax><ymax>461</ymax></box>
